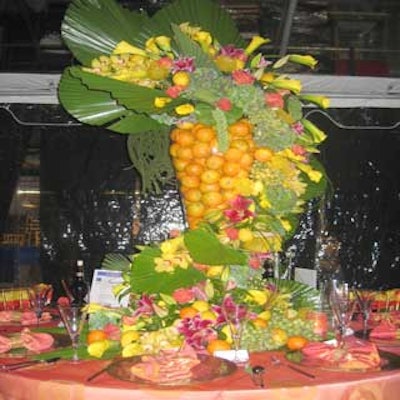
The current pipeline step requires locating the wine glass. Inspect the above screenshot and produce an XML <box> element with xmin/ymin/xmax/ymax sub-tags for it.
<box><xmin>354</xmin><ymin>289</ymin><xmax>374</xmax><ymax>339</ymax></box>
<box><xmin>329</xmin><ymin>280</ymin><xmax>356</xmax><ymax>348</ymax></box>
<box><xmin>28</xmin><ymin>286</ymin><xmax>49</xmax><ymax>327</ymax></box>
<box><xmin>58</xmin><ymin>305</ymin><xmax>87</xmax><ymax>362</ymax></box>
<box><xmin>222</xmin><ymin>295</ymin><xmax>247</xmax><ymax>364</ymax></box>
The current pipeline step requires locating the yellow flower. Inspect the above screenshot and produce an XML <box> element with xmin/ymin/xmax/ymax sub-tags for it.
<box><xmin>301</xmin><ymin>119</ymin><xmax>327</xmax><ymax>143</ymax></box>
<box><xmin>280</xmin><ymin>218</ymin><xmax>292</xmax><ymax>232</ymax></box>
<box><xmin>87</xmin><ymin>340</ymin><xmax>109</xmax><ymax>358</ymax></box>
<box><xmin>238</xmin><ymin>228</ymin><xmax>254</xmax><ymax>242</ymax></box>
<box><xmin>260</xmin><ymin>72</ymin><xmax>275</xmax><ymax>83</ymax></box>
<box><xmin>245</xmin><ymin>36</ymin><xmax>270</xmax><ymax>55</ymax></box>
<box><xmin>289</xmin><ymin>54</ymin><xmax>318</xmax><ymax>69</ymax></box>
<box><xmin>235</xmin><ymin>177</ymin><xmax>254</xmax><ymax>196</ymax></box>
<box><xmin>206</xmin><ymin>265</ymin><xmax>224</xmax><ymax>278</ymax></box>
<box><xmin>300</xmin><ymin>94</ymin><xmax>330</xmax><ymax>109</ymax></box>
<box><xmin>193</xmin><ymin>30</ymin><xmax>212</xmax><ymax>52</ymax></box>
<box><xmin>155</xmin><ymin>35</ymin><xmax>172</xmax><ymax>51</ymax></box>
<box><xmin>270</xmin><ymin>78</ymin><xmax>302</xmax><ymax>94</ymax></box>
<box><xmin>247</xmin><ymin>289</ymin><xmax>268</xmax><ymax>305</ymax></box>
<box><xmin>145</xmin><ymin>37</ymin><xmax>161</xmax><ymax>55</ymax></box>
<box><xmin>154</xmin><ymin>97</ymin><xmax>172</xmax><ymax>108</ymax></box>
<box><xmin>297</xmin><ymin>163</ymin><xmax>323</xmax><ymax>182</ymax></box>
<box><xmin>175</xmin><ymin>104</ymin><xmax>195</xmax><ymax>115</ymax></box>
<box><xmin>154</xmin><ymin>257</ymin><xmax>174</xmax><ymax>273</ymax></box>
<box><xmin>122</xmin><ymin>342</ymin><xmax>143</xmax><ymax>358</ymax></box>
<box><xmin>113</xmin><ymin>40</ymin><xmax>147</xmax><ymax>56</ymax></box>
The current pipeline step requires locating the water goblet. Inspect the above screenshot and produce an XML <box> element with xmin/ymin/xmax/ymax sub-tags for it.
<box><xmin>222</xmin><ymin>296</ymin><xmax>247</xmax><ymax>364</ymax></box>
<box><xmin>58</xmin><ymin>305</ymin><xmax>87</xmax><ymax>362</ymax></box>
<box><xmin>329</xmin><ymin>280</ymin><xmax>356</xmax><ymax>348</ymax></box>
<box><xmin>28</xmin><ymin>286</ymin><xmax>49</xmax><ymax>327</ymax></box>
<box><xmin>353</xmin><ymin>289</ymin><xmax>374</xmax><ymax>339</ymax></box>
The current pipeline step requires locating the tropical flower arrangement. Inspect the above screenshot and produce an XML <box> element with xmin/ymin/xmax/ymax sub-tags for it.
<box><xmin>57</xmin><ymin>0</ymin><xmax>330</xmax><ymax>359</ymax></box>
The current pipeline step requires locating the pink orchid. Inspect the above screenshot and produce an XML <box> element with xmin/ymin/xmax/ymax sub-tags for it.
<box><xmin>172</xmin><ymin>57</ymin><xmax>195</xmax><ymax>73</ymax></box>
<box><xmin>219</xmin><ymin>45</ymin><xmax>248</xmax><ymax>62</ymax></box>
<box><xmin>224</xmin><ymin>195</ymin><xmax>254</xmax><ymax>223</ymax></box>
<box><xmin>177</xmin><ymin>315</ymin><xmax>216</xmax><ymax>350</ymax></box>
<box><xmin>292</xmin><ymin>121</ymin><xmax>304</xmax><ymax>135</ymax></box>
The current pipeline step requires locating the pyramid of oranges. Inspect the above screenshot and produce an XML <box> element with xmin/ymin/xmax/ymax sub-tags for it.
<box><xmin>170</xmin><ymin>119</ymin><xmax>272</xmax><ymax>229</ymax></box>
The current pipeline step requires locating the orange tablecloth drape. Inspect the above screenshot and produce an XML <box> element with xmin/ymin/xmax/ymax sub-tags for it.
<box><xmin>1</xmin><ymin>349</ymin><xmax>400</xmax><ymax>400</ymax></box>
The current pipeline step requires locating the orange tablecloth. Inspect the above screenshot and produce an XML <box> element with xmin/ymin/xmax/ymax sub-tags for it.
<box><xmin>1</xmin><ymin>349</ymin><xmax>400</xmax><ymax>400</ymax></box>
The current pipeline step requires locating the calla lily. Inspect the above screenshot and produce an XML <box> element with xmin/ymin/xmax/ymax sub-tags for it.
<box><xmin>297</xmin><ymin>163</ymin><xmax>323</xmax><ymax>182</ymax></box>
<box><xmin>301</xmin><ymin>119</ymin><xmax>327</xmax><ymax>143</ymax></box>
<box><xmin>193</xmin><ymin>30</ymin><xmax>212</xmax><ymax>52</ymax></box>
<box><xmin>175</xmin><ymin>104</ymin><xmax>195</xmax><ymax>115</ymax></box>
<box><xmin>154</xmin><ymin>97</ymin><xmax>172</xmax><ymax>108</ymax></box>
<box><xmin>300</xmin><ymin>94</ymin><xmax>330</xmax><ymax>109</ymax></box>
<box><xmin>155</xmin><ymin>35</ymin><xmax>172</xmax><ymax>52</ymax></box>
<box><xmin>289</xmin><ymin>54</ymin><xmax>318</xmax><ymax>69</ymax></box>
<box><xmin>145</xmin><ymin>37</ymin><xmax>161</xmax><ymax>54</ymax></box>
<box><xmin>113</xmin><ymin>40</ymin><xmax>147</xmax><ymax>56</ymax></box>
<box><xmin>271</xmin><ymin>78</ymin><xmax>302</xmax><ymax>94</ymax></box>
<box><xmin>245</xmin><ymin>36</ymin><xmax>270</xmax><ymax>55</ymax></box>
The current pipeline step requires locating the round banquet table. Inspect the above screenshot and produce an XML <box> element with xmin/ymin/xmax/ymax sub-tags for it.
<box><xmin>1</xmin><ymin>348</ymin><xmax>400</xmax><ymax>400</ymax></box>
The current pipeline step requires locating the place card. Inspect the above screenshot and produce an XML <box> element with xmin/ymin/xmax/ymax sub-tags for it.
<box><xmin>89</xmin><ymin>269</ymin><xmax>128</xmax><ymax>308</ymax></box>
<box><xmin>213</xmin><ymin>349</ymin><xmax>249</xmax><ymax>363</ymax></box>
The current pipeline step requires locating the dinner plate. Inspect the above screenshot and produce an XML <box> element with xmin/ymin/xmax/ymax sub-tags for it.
<box><xmin>354</xmin><ymin>330</ymin><xmax>400</xmax><ymax>348</ymax></box>
<box><xmin>286</xmin><ymin>349</ymin><xmax>400</xmax><ymax>372</ymax></box>
<box><xmin>107</xmin><ymin>353</ymin><xmax>237</xmax><ymax>386</ymax></box>
<box><xmin>0</xmin><ymin>333</ymin><xmax>70</xmax><ymax>358</ymax></box>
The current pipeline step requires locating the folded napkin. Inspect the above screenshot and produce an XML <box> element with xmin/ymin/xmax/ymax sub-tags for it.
<box><xmin>369</xmin><ymin>320</ymin><xmax>400</xmax><ymax>340</ymax></box>
<box><xmin>0</xmin><ymin>328</ymin><xmax>54</xmax><ymax>354</ymax></box>
<box><xmin>301</xmin><ymin>336</ymin><xmax>381</xmax><ymax>370</ymax></box>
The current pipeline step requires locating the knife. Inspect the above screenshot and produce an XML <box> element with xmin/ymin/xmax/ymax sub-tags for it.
<box><xmin>286</xmin><ymin>363</ymin><xmax>316</xmax><ymax>379</ymax></box>
<box><xmin>1</xmin><ymin>357</ymin><xmax>61</xmax><ymax>372</ymax></box>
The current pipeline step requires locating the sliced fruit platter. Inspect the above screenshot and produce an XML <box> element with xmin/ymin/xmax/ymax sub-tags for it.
<box><xmin>0</xmin><ymin>310</ymin><xmax>53</xmax><ymax>326</ymax></box>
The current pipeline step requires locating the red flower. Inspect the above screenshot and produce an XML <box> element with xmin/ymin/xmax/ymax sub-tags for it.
<box><xmin>103</xmin><ymin>323</ymin><xmax>121</xmax><ymax>340</ymax></box>
<box><xmin>166</xmin><ymin>85</ymin><xmax>185</xmax><ymax>98</ymax></box>
<box><xmin>157</xmin><ymin>57</ymin><xmax>173</xmax><ymax>69</ymax></box>
<box><xmin>172</xmin><ymin>288</ymin><xmax>195</xmax><ymax>304</ymax></box>
<box><xmin>264</xmin><ymin>92</ymin><xmax>284</xmax><ymax>108</ymax></box>
<box><xmin>292</xmin><ymin>144</ymin><xmax>306</xmax><ymax>156</ymax></box>
<box><xmin>219</xmin><ymin>45</ymin><xmax>247</xmax><ymax>62</ymax></box>
<box><xmin>224</xmin><ymin>195</ymin><xmax>254</xmax><ymax>223</ymax></box>
<box><xmin>172</xmin><ymin>57</ymin><xmax>195</xmax><ymax>73</ymax></box>
<box><xmin>231</xmin><ymin>70</ymin><xmax>255</xmax><ymax>85</ymax></box>
<box><xmin>225</xmin><ymin>227</ymin><xmax>239</xmax><ymax>240</ymax></box>
<box><xmin>215</xmin><ymin>97</ymin><xmax>232</xmax><ymax>111</ymax></box>
<box><xmin>57</xmin><ymin>296</ymin><xmax>70</xmax><ymax>306</ymax></box>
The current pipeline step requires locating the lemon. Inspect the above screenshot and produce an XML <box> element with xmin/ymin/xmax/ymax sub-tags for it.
<box><xmin>172</xmin><ymin>71</ymin><xmax>190</xmax><ymax>87</ymax></box>
<box><xmin>121</xmin><ymin>330</ymin><xmax>140</xmax><ymax>348</ymax></box>
<box><xmin>87</xmin><ymin>340</ymin><xmax>109</xmax><ymax>358</ymax></box>
<box><xmin>192</xmin><ymin>300</ymin><xmax>210</xmax><ymax>312</ymax></box>
<box><xmin>257</xmin><ymin>310</ymin><xmax>272</xmax><ymax>321</ymax></box>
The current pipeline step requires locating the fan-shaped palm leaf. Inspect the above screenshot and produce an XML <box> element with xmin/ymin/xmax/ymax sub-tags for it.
<box><xmin>267</xmin><ymin>278</ymin><xmax>320</xmax><ymax>309</ymax></box>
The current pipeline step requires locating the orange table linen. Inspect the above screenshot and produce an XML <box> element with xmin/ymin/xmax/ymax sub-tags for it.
<box><xmin>1</xmin><ymin>351</ymin><xmax>400</xmax><ymax>400</ymax></box>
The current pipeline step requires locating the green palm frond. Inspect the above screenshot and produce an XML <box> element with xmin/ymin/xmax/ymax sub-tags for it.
<box><xmin>62</xmin><ymin>0</ymin><xmax>149</xmax><ymax>65</ymax></box>
<box><xmin>267</xmin><ymin>278</ymin><xmax>320</xmax><ymax>309</ymax></box>
<box><xmin>101</xmin><ymin>253</ymin><xmax>132</xmax><ymax>272</ymax></box>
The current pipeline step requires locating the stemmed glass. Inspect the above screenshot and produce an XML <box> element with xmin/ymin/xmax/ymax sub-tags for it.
<box><xmin>58</xmin><ymin>305</ymin><xmax>87</xmax><ymax>362</ymax></box>
<box><xmin>329</xmin><ymin>280</ymin><xmax>356</xmax><ymax>348</ymax></box>
<box><xmin>28</xmin><ymin>285</ymin><xmax>51</xmax><ymax>327</ymax></box>
<box><xmin>354</xmin><ymin>289</ymin><xmax>374</xmax><ymax>339</ymax></box>
<box><xmin>222</xmin><ymin>295</ymin><xmax>247</xmax><ymax>364</ymax></box>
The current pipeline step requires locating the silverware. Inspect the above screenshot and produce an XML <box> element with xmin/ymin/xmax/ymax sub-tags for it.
<box><xmin>271</xmin><ymin>355</ymin><xmax>315</xmax><ymax>379</ymax></box>
<box><xmin>1</xmin><ymin>357</ymin><xmax>61</xmax><ymax>372</ymax></box>
<box><xmin>86</xmin><ymin>364</ymin><xmax>110</xmax><ymax>382</ymax></box>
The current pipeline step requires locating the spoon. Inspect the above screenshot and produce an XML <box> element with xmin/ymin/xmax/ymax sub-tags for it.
<box><xmin>251</xmin><ymin>365</ymin><xmax>265</xmax><ymax>388</ymax></box>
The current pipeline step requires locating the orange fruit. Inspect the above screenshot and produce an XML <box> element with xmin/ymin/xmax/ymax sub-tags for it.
<box><xmin>239</xmin><ymin>153</ymin><xmax>254</xmax><ymax>169</ymax></box>
<box><xmin>177</xmin><ymin>146</ymin><xmax>194</xmax><ymax>160</ymax></box>
<box><xmin>184</xmin><ymin>188</ymin><xmax>202</xmax><ymax>203</ymax></box>
<box><xmin>180</xmin><ymin>175</ymin><xmax>200</xmax><ymax>189</ymax></box>
<box><xmin>173</xmin><ymin>158</ymin><xmax>189</xmax><ymax>172</ymax></box>
<box><xmin>179</xmin><ymin>306</ymin><xmax>198</xmax><ymax>319</ymax></box>
<box><xmin>223</xmin><ymin>162</ymin><xmax>241</xmax><ymax>177</ymax></box>
<box><xmin>254</xmin><ymin>147</ymin><xmax>273</xmax><ymax>162</ymax></box>
<box><xmin>206</xmin><ymin>339</ymin><xmax>231</xmax><ymax>354</ymax></box>
<box><xmin>192</xmin><ymin>142</ymin><xmax>212</xmax><ymax>158</ymax></box>
<box><xmin>185</xmin><ymin>202</ymin><xmax>205</xmax><ymax>218</ymax></box>
<box><xmin>175</xmin><ymin>130</ymin><xmax>195</xmax><ymax>147</ymax></box>
<box><xmin>252</xmin><ymin>318</ymin><xmax>268</xmax><ymax>329</ymax></box>
<box><xmin>195</xmin><ymin>127</ymin><xmax>215</xmax><ymax>143</ymax></box>
<box><xmin>169</xmin><ymin>143</ymin><xmax>180</xmax><ymax>157</ymax></box>
<box><xmin>224</xmin><ymin>148</ymin><xmax>243</xmax><ymax>162</ymax></box>
<box><xmin>87</xmin><ymin>329</ymin><xmax>107</xmax><ymax>344</ymax></box>
<box><xmin>200</xmin><ymin>182</ymin><xmax>220</xmax><ymax>193</ymax></box>
<box><xmin>219</xmin><ymin>176</ymin><xmax>236</xmax><ymax>190</ymax></box>
<box><xmin>185</xmin><ymin>163</ymin><xmax>204</xmax><ymax>176</ymax></box>
<box><xmin>230</xmin><ymin>139</ymin><xmax>250</xmax><ymax>153</ymax></box>
<box><xmin>206</xmin><ymin>155</ymin><xmax>224</xmax><ymax>170</ymax></box>
<box><xmin>202</xmin><ymin>191</ymin><xmax>224</xmax><ymax>207</ymax></box>
<box><xmin>200</xmin><ymin>170</ymin><xmax>221</xmax><ymax>184</ymax></box>
<box><xmin>287</xmin><ymin>336</ymin><xmax>308</xmax><ymax>351</ymax></box>
<box><xmin>228</xmin><ymin>120</ymin><xmax>252</xmax><ymax>137</ymax></box>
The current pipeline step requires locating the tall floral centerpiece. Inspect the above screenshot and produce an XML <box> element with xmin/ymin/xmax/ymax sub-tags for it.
<box><xmin>58</xmin><ymin>0</ymin><xmax>329</xmax><ymax>358</ymax></box>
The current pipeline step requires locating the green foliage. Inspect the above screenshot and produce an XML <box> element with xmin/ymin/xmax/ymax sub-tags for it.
<box><xmin>184</xmin><ymin>229</ymin><xmax>248</xmax><ymax>266</ymax></box>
